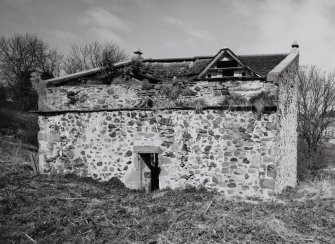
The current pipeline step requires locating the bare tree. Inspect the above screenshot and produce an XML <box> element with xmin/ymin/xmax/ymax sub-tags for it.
<box><xmin>63</xmin><ymin>41</ymin><xmax>128</xmax><ymax>74</ymax></box>
<box><xmin>0</xmin><ymin>33</ymin><xmax>63</xmax><ymax>110</ymax></box>
<box><xmin>298</xmin><ymin>65</ymin><xmax>335</xmax><ymax>151</ymax></box>
<box><xmin>0</xmin><ymin>83</ymin><xmax>6</xmax><ymax>108</ymax></box>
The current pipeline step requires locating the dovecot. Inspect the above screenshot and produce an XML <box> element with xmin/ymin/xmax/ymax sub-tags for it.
<box><xmin>36</xmin><ymin>43</ymin><xmax>299</xmax><ymax>198</ymax></box>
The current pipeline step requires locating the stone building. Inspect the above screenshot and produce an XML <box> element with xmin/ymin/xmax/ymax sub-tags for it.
<box><xmin>37</xmin><ymin>43</ymin><xmax>299</xmax><ymax>198</ymax></box>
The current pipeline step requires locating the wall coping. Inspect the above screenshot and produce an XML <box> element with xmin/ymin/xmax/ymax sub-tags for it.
<box><xmin>31</xmin><ymin>105</ymin><xmax>277</xmax><ymax>116</ymax></box>
<box><xmin>267</xmin><ymin>49</ymin><xmax>299</xmax><ymax>83</ymax></box>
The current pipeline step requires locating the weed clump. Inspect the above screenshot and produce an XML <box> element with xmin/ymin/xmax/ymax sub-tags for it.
<box><xmin>158</xmin><ymin>78</ymin><xmax>197</xmax><ymax>100</ymax></box>
<box><xmin>220</xmin><ymin>94</ymin><xmax>248</xmax><ymax>106</ymax></box>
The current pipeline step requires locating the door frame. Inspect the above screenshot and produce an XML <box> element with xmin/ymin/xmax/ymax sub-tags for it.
<box><xmin>133</xmin><ymin>146</ymin><xmax>162</xmax><ymax>191</ymax></box>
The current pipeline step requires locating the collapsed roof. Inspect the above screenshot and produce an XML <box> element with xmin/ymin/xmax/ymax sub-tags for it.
<box><xmin>43</xmin><ymin>47</ymin><xmax>292</xmax><ymax>87</ymax></box>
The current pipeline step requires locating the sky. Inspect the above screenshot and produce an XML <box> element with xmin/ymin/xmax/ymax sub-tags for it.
<box><xmin>1</xmin><ymin>0</ymin><xmax>335</xmax><ymax>71</ymax></box>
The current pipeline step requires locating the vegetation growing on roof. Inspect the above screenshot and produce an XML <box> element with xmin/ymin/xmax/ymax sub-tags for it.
<box><xmin>216</xmin><ymin>91</ymin><xmax>276</xmax><ymax>117</ymax></box>
<box><xmin>249</xmin><ymin>91</ymin><xmax>276</xmax><ymax>118</ymax></box>
<box><xmin>136</xmin><ymin>97</ymin><xmax>154</xmax><ymax>108</ymax></box>
<box><xmin>98</xmin><ymin>59</ymin><xmax>143</xmax><ymax>85</ymax></box>
<box><xmin>249</xmin><ymin>91</ymin><xmax>276</xmax><ymax>107</ymax></box>
<box><xmin>139</xmin><ymin>58</ymin><xmax>211</xmax><ymax>81</ymax></box>
<box><xmin>220</xmin><ymin>94</ymin><xmax>249</xmax><ymax>107</ymax></box>
<box><xmin>141</xmin><ymin>79</ymin><xmax>155</xmax><ymax>90</ymax></box>
<box><xmin>193</xmin><ymin>98</ymin><xmax>208</xmax><ymax>113</ymax></box>
<box><xmin>99</xmin><ymin>65</ymin><xmax>121</xmax><ymax>84</ymax></box>
<box><xmin>158</xmin><ymin>78</ymin><xmax>197</xmax><ymax>100</ymax></box>
<box><xmin>153</xmin><ymin>99</ymin><xmax>176</xmax><ymax>109</ymax></box>
<box><xmin>66</xmin><ymin>90</ymin><xmax>80</xmax><ymax>105</ymax></box>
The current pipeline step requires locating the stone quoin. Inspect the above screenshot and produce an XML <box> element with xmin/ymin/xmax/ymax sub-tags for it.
<box><xmin>36</xmin><ymin>43</ymin><xmax>299</xmax><ymax>198</ymax></box>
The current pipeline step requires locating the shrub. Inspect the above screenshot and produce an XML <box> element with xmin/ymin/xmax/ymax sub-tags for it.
<box><xmin>0</xmin><ymin>85</ymin><xmax>7</xmax><ymax>108</ymax></box>
<box><xmin>249</xmin><ymin>91</ymin><xmax>276</xmax><ymax>118</ymax></box>
<box><xmin>220</xmin><ymin>94</ymin><xmax>248</xmax><ymax>106</ymax></box>
<box><xmin>249</xmin><ymin>91</ymin><xmax>276</xmax><ymax>106</ymax></box>
<box><xmin>194</xmin><ymin>98</ymin><xmax>208</xmax><ymax>113</ymax></box>
<box><xmin>297</xmin><ymin>138</ymin><xmax>329</xmax><ymax>181</ymax></box>
<box><xmin>158</xmin><ymin>78</ymin><xmax>197</xmax><ymax>100</ymax></box>
<box><xmin>0</xmin><ymin>108</ymin><xmax>38</xmax><ymax>146</ymax></box>
<box><xmin>141</xmin><ymin>78</ymin><xmax>155</xmax><ymax>90</ymax></box>
<box><xmin>0</xmin><ymin>108</ymin><xmax>18</xmax><ymax>133</ymax></box>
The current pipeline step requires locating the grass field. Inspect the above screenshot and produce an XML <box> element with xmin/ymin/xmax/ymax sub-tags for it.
<box><xmin>0</xmin><ymin>137</ymin><xmax>335</xmax><ymax>244</ymax></box>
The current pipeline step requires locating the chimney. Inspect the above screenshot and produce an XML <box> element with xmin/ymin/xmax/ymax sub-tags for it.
<box><xmin>290</xmin><ymin>41</ymin><xmax>299</xmax><ymax>54</ymax></box>
<box><xmin>291</xmin><ymin>41</ymin><xmax>299</xmax><ymax>49</ymax></box>
<box><xmin>132</xmin><ymin>48</ymin><xmax>143</xmax><ymax>61</ymax></box>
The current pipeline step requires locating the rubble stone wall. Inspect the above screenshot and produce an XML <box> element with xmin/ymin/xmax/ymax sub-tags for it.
<box><xmin>38</xmin><ymin>66</ymin><xmax>300</xmax><ymax>198</ymax></box>
<box><xmin>39</xmin><ymin>80</ymin><xmax>277</xmax><ymax>112</ymax></box>
<box><xmin>38</xmin><ymin>109</ymin><xmax>279</xmax><ymax>198</ymax></box>
<box><xmin>274</xmin><ymin>59</ymin><xmax>299</xmax><ymax>192</ymax></box>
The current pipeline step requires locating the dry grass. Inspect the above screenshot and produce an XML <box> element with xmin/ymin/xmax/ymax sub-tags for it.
<box><xmin>0</xmin><ymin>137</ymin><xmax>334</xmax><ymax>243</ymax></box>
<box><xmin>295</xmin><ymin>178</ymin><xmax>335</xmax><ymax>201</ymax></box>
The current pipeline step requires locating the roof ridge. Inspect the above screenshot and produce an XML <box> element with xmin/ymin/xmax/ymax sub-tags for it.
<box><xmin>142</xmin><ymin>53</ymin><xmax>289</xmax><ymax>62</ymax></box>
<box><xmin>142</xmin><ymin>56</ymin><xmax>212</xmax><ymax>62</ymax></box>
<box><xmin>239</xmin><ymin>53</ymin><xmax>289</xmax><ymax>57</ymax></box>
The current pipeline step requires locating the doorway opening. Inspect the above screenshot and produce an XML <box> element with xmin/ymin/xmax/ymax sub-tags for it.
<box><xmin>139</xmin><ymin>153</ymin><xmax>160</xmax><ymax>192</ymax></box>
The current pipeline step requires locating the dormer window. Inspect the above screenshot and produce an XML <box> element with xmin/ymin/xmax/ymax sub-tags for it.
<box><xmin>217</xmin><ymin>60</ymin><xmax>238</xmax><ymax>68</ymax></box>
<box><xmin>197</xmin><ymin>48</ymin><xmax>258</xmax><ymax>80</ymax></box>
<box><xmin>222</xmin><ymin>69</ymin><xmax>234</xmax><ymax>77</ymax></box>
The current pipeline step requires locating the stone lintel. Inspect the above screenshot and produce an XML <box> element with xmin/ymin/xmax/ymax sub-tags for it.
<box><xmin>133</xmin><ymin>146</ymin><xmax>163</xmax><ymax>154</ymax></box>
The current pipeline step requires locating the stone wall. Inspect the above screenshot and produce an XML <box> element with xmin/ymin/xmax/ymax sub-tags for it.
<box><xmin>38</xmin><ymin>80</ymin><xmax>277</xmax><ymax>112</ymax></box>
<box><xmin>37</xmin><ymin>63</ymin><xmax>300</xmax><ymax>198</ymax></box>
<box><xmin>38</xmin><ymin>109</ymin><xmax>279</xmax><ymax>198</ymax></box>
<box><xmin>274</xmin><ymin>58</ymin><xmax>298</xmax><ymax>192</ymax></box>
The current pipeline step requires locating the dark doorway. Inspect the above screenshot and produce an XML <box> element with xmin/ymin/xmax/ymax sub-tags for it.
<box><xmin>139</xmin><ymin>153</ymin><xmax>160</xmax><ymax>191</ymax></box>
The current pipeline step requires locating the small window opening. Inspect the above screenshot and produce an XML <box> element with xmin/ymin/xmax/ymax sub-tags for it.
<box><xmin>242</xmin><ymin>72</ymin><xmax>246</xmax><ymax>77</ymax></box>
<box><xmin>222</xmin><ymin>69</ymin><xmax>234</xmax><ymax>77</ymax></box>
<box><xmin>217</xmin><ymin>60</ymin><xmax>238</xmax><ymax>68</ymax></box>
<box><xmin>139</xmin><ymin>153</ymin><xmax>160</xmax><ymax>191</ymax></box>
<box><xmin>207</xmin><ymin>74</ymin><xmax>212</xmax><ymax>78</ymax></box>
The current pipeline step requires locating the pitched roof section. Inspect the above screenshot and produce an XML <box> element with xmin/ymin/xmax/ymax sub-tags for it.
<box><xmin>139</xmin><ymin>57</ymin><xmax>211</xmax><ymax>81</ymax></box>
<box><xmin>43</xmin><ymin>50</ymin><xmax>289</xmax><ymax>86</ymax></box>
<box><xmin>43</xmin><ymin>60</ymin><xmax>132</xmax><ymax>87</ymax></box>
<box><xmin>140</xmin><ymin>52</ymin><xmax>288</xmax><ymax>82</ymax></box>
<box><xmin>239</xmin><ymin>54</ymin><xmax>288</xmax><ymax>77</ymax></box>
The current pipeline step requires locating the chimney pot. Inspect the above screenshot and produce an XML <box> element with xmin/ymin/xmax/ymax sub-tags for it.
<box><xmin>134</xmin><ymin>49</ymin><xmax>143</xmax><ymax>56</ymax></box>
<box><xmin>291</xmin><ymin>41</ymin><xmax>299</xmax><ymax>48</ymax></box>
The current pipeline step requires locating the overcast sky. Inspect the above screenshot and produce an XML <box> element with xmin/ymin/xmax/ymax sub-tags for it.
<box><xmin>1</xmin><ymin>0</ymin><xmax>335</xmax><ymax>71</ymax></box>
